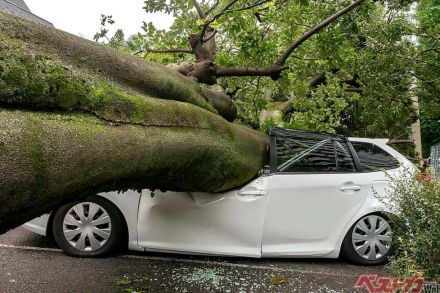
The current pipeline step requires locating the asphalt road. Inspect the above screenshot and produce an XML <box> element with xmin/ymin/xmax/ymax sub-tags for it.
<box><xmin>0</xmin><ymin>227</ymin><xmax>386</xmax><ymax>292</ymax></box>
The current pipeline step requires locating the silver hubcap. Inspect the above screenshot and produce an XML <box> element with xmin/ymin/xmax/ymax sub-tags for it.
<box><xmin>63</xmin><ymin>202</ymin><xmax>112</xmax><ymax>252</ymax></box>
<box><xmin>352</xmin><ymin>215</ymin><xmax>392</xmax><ymax>260</ymax></box>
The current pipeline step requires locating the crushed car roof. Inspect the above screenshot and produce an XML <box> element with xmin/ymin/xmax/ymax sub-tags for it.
<box><xmin>269</xmin><ymin>127</ymin><xmax>348</xmax><ymax>141</ymax></box>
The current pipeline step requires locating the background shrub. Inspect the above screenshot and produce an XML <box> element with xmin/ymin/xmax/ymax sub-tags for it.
<box><xmin>384</xmin><ymin>171</ymin><xmax>440</xmax><ymax>281</ymax></box>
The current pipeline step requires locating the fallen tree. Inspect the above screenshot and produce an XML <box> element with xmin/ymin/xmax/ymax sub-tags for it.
<box><xmin>0</xmin><ymin>12</ymin><xmax>268</xmax><ymax>234</ymax></box>
<box><xmin>0</xmin><ymin>0</ymin><xmax>372</xmax><ymax>233</ymax></box>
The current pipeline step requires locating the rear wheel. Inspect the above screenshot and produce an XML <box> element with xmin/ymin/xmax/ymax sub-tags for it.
<box><xmin>52</xmin><ymin>196</ymin><xmax>124</xmax><ymax>257</ymax></box>
<box><xmin>341</xmin><ymin>214</ymin><xmax>392</xmax><ymax>265</ymax></box>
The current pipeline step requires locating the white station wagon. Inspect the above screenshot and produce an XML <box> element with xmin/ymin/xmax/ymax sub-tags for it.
<box><xmin>23</xmin><ymin>128</ymin><xmax>412</xmax><ymax>265</ymax></box>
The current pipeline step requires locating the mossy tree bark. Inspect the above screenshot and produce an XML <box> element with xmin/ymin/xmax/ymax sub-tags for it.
<box><xmin>0</xmin><ymin>13</ymin><xmax>268</xmax><ymax>234</ymax></box>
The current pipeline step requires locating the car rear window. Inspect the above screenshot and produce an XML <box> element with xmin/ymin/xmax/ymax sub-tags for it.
<box><xmin>351</xmin><ymin>142</ymin><xmax>400</xmax><ymax>172</ymax></box>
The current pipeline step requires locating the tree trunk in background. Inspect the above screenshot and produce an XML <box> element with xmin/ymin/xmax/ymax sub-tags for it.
<box><xmin>0</xmin><ymin>12</ymin><xmax>269</xmax><ymax>234</ymax></box>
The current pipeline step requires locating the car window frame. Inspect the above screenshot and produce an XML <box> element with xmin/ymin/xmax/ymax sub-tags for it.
<box><xmin>349</xmin><ymin>141</ymin><xmax>402</xmax><ymax>173</ymax></box>
<box><xmin>269</xmin><ymin>128</ymin><xmax>362</xmax><ymax>175</ymax></box>
<box><xmin>335</xmin><ymin>140</ymin><xmax>361</xmax><ymax>173</ymax></box>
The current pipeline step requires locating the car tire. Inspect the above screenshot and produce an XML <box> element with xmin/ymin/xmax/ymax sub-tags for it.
<box><xmin>52</xmin><ymin>196</ymin><xmax>125</xmax><ymax>257</ymax></box>
<box><xmin>341</xmin><ymin>214</ymin><xmax>393</xmax><ymax>265</ymax></box>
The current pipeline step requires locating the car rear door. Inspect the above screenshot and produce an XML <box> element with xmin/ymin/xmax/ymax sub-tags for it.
<box><xmin>349</xmin><ymin>139</ymin><xmax>410</xmax><ymax>199</ymax></box>
<box><xmin>262</xmin><ymin>129</ymin><xmax>371</xmax><ymax>256</ymax></box>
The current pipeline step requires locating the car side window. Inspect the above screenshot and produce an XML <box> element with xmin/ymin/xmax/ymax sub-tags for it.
<box><xmin>277</xmin><ymin>137</ymin><xmax>336</xmax><ymax>173</ymax></box>
<box><xmin>351</xmin><ymin>142</ymin><xmax>400</xmax><ymax>172</ymax></box>
<box><xmin>275</xmin><ymin>136</ymin><xmax>356</xmax><ymax>173</ymax></box>
<box><xmin>335</xmin><ymin>141</ymin><xmax>357</xmax><ymax>172</ymax></box>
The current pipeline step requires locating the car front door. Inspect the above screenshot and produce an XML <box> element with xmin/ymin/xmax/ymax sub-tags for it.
<box><xmin>136</xmin><ymin>177</ymin><xmax>268</xmax><ymax>257</ymax></box>
<box><xmin>262</xmin><ymin>129</ymin><xmax>370</xmax><ymax>256</ymax></box>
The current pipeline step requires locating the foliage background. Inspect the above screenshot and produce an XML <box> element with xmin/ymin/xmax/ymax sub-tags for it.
<box><xmin>96</xmin><ymin>0</ymin><xmax>439</xmax><ymax>158</ymax></box>
<box><xmin>385</xmin><ymin>172</ymin><xmax>440</xmax><ymax>281</ymax></box>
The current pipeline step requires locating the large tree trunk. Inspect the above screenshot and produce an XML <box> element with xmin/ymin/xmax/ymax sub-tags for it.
<box><xmin>0</xmin><ymin>13</ymin><xmax>268</xmax><ymax>234</ymax></box>
<box><xmin>0</xmin><ymin>12</ymin><xmax>237</xmax><ymax>121</ymax></box>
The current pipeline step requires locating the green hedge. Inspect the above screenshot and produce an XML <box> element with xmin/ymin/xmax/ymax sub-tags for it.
<box><xmin>385</xmin><ymin>171</ymin><xmax>440</xmax><ymax>281</ymax></box>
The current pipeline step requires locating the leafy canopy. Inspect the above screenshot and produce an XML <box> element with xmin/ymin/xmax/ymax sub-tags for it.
<box><xmin>98</xmin><ymin>0</ymin><xmax>439</xmax><ymax>156</ymax></box>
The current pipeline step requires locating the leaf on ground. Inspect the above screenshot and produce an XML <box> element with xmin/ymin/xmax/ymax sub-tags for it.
<box><xmin>115</xmin><ymin>279</ymin><xmax>133</xmax><ymax>286</ymax></box>
<box><xmin>270</xmin><ymin>275</ymin><xmax>286</xmax><ymax>286</ymax></box>
<box><xmin>122</xmin><ymin>289</ymin><xmax>147</xmax><ymax>293</ymax></box>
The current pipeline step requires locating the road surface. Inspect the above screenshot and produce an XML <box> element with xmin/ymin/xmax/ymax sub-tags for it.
<box><xmin>0</xmin><ymin>227</ymin><xmax>385</xmax><ymax>292</ymax></box>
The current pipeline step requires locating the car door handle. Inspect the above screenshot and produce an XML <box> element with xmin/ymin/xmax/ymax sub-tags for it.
<box><xmin>339</xmin><ymin>184</ymin><xmax>361</xmax><ymax>192</ymax></box>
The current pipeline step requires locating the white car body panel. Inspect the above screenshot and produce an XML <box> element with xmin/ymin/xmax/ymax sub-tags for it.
<box><xmin>99</xmin><ymin>190</ymin><xmax>143</xmax><ymax>252</ymax></box>
<box><xmin>262</xmin><ymin>172</ymin><xmax>371</xmax><ymax>257</ymax></box>
<box><xmin>137</xmin><ymin>178</ymin><xmax>268</xmax><ymax>257</ymax></box>
<box><xmin>22</xmin><ymin>137</ymin><xmax>412</xmax><ymax>258</ymax></box>
<box><xmin>23</xmin><ymin>214</ymin><xmax>50</xmax><ymax>236</ymax></box>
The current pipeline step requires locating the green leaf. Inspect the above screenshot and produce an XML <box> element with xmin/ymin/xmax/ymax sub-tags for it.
<box><xmin>115</xmin><ymin>280</ymin><xmax>133</xmax><ymax>286</ymax></box>
<box><xmin>270</xmin><ymin>275</ymin><xmax>286</xmax><ymax>286</ymax></box>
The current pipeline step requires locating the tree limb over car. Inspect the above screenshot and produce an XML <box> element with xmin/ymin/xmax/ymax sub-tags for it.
<box><xmin>0</xmin><ymin>12</ymin><xmax>268</xmax><ymax>234</ymax></box>
<box><xmin>0</xmin><ymin>0</ymin><xmax>372</xmax><ymax>234</ymax></box>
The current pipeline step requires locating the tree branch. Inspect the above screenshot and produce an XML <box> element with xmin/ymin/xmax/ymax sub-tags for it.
<box><xmin>200</xmin><ymin>0</ymin><xmax>239</xmax><ymax>43</ymax></box>
<box><xmin>276</xmin><ymin>0</ymin><xmax>366</xmax><ymax>66</ymax></box>
<box><xmin>215</xmin><ymin>64</ymin><xmax>288</xmax><ymax>79</ymax></box>
<box><xmin>411</xmin><ymin>72</ymin><xmax>440</xmax><ymax>95</ymax></box>
<box><xmin>205</xmin><ymin>0</ymin><xmax>221</xmax><ymax>16</ymax></box>
<box><xmin>200</xmin><ymin>0</ymin><xmax>272</xmax><ymax>43</ymax></box>
<box><xmin>190</xmin><ymin>0</ymin><xmax>367</xmax><ymax>81</ymax></box>
<box><xmin>223</xmin><ymin>0</ymin><xmax>272</xmax><ymax>14</ymax></box>
<box><xmin>308</xmin><ymin>69</ymin><xmax>340</xmax><ymax>87</ymax></box>
<box><xmin>203</xmin><ymin>29</ymin><xmax>218</xmax><ymax>43</ymax></box>
<box><xmin>134</xmin><ymin>48</ymin><xmax>194</xmax><ymax>55</ymax></box>
<box><xmin>416</xmin><ymin>47</ymin><xmax>440</xmax><ymax>57</ymax></box>
<box><xmin>192</xmin><ymin>0</ymin><xmax>206</xmax><ymax>19</ymax></box>
<box><xmin>253</xmin><ymin>77</ymin><xmax>262</xmax><ymax>121</ymax></box>
<box><xmin>200</xmin><ymin>0</ymin><xmax>275</xmax><ymax>43</ymax></box>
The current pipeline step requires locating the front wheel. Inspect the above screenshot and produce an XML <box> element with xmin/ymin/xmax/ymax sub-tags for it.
<box><xmin>52</xmin><ymin>196</ymin><xmax>124</xmax><ymax>257</ymax></box>
<box><xmin>341</xmin><ymin>214</ymin><xmax>393</xmax><ymax>265</ymax></box>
